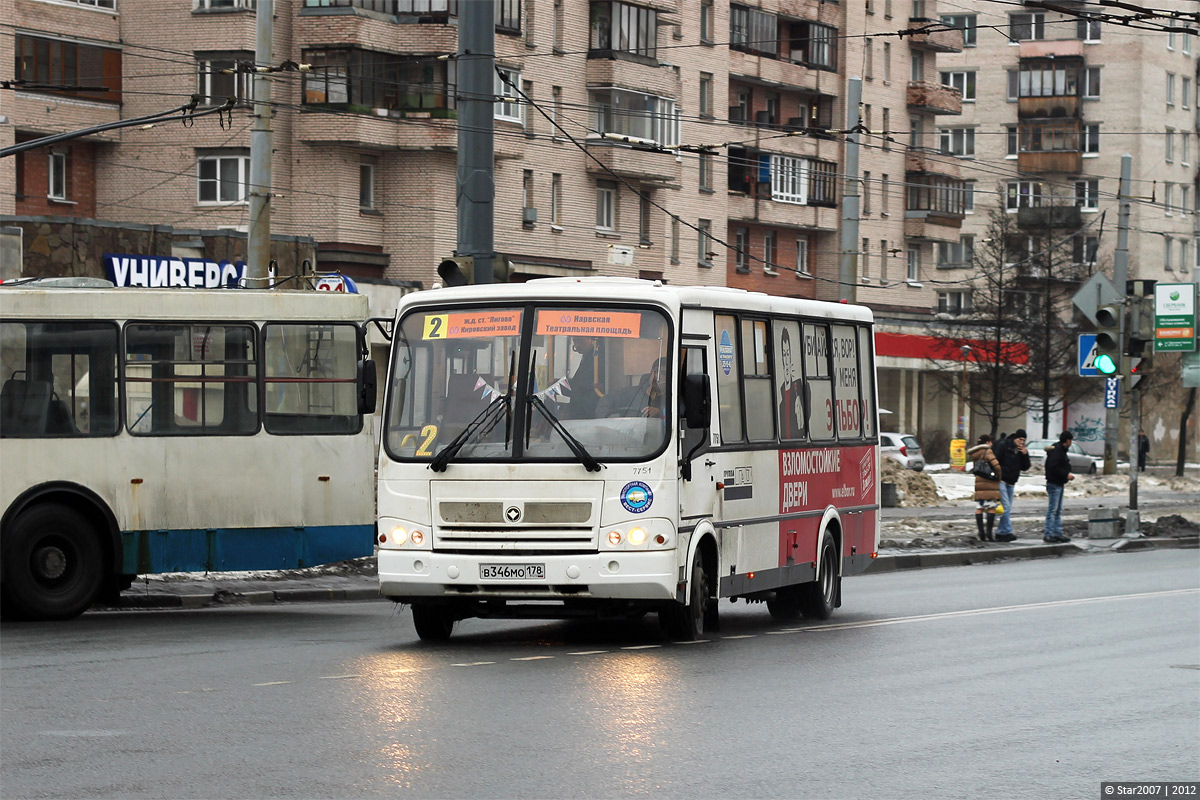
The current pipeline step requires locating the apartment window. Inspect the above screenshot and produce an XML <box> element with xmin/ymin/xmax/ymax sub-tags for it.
<box><xmin>911</xmin><ymin>0</ymin><xmax>925</xmax><ymax>18</ymax></box>
<box><xmin>1075</xmin><ymin>179</ymin><xmax>1099</xmax><ymax>211</ymax></box>
<box><xmin>862</xmin><ymin>105</ymin><xmax>872</xmax><ymax>145</ymax></box>
<box><xmin>697</xmin><ymin>219</ymin><xmax>713</xmax><ymax>266</ymax></box>
<box><xmin>795</xmin><ymin>237</ymin><xmax>809</xmax><ymax>276</ymax></box>
<box><xmin>1183</xmin><ymin>132</ymin><xmax>1192</xmax><ymax>166</ymax></box>
<box><xmin>769</xmin><ymin>155</ymin><xmax>807</xmax><ymax>204</ymax></box>
<box><xmin>865</xmin><ymin>41</ymin><xmax>874</xmax><ymax>79</ymax></box>
<box><xmin>198</xmin><ymin>0</ymin><xmax>253</xmax><ymax>8</ymax></box>
<box><xmin>883</xmin><ymin>43</ymin><xmax>891</xmax><ymax>82</ymax></box>
<box><xmin>638</xmin><ymin>192</ymin><xmax>652</xmax><ymax>244</ymax></box>
<box><xmin>48</xmin><ymin>152</ymin><xmax>68</xmax><ymax>201</ymax></box>
<box><xmin>940</xmin><ymin>127</ymin><xmax>975</xmax><ymax>157</ymax></box>
<box><xmin>1182</xmin><ymin>186</ymin><xmax>1191</xmax><ymax>213</ymax></box>
<box><xmin>879</xmin><ymin>240</ymin><xmax>888</xmax><ymax>280</ymax></box>
<box><xmin>730</xmin><ymin>5</ymin><xmax>777</xmax><ymax>58</ymax></box>
<box><xmin>551</xmin><ymin>86</ymin><xmax>563</xmax><ymax>135</ymax></box>
<box><xmin>1166</xmin><ymin>128</ymin><xmax>1175</xmax><ymax>162</ymax></box>
<box><xmin>1184</xmin><ymin>33</ymin><xmax>1193</xmax><ymax>55</ymax></box>
<box><xmin>699</xmin><ymin>73</ymin><xmax>712</xmax><ymax>117</ymax></box>
<box><xmin>700</xmin><ymin>0</ymin><xmax>714</xmax><ymax>43</ymax></box>
<box><xmin>56</xmin><ymin>0</ymin><xmax>117</xmax><ymax>6</ymax></box>
<box><xmin>1168</xmin><ymin>31</ymin><xmax>1176</xmax><ymax>51</ymax></box>
<box><xmin>1164</xmin><ymin>183</ymin><xmax>1175</xmax><ymax>214</ymax></box>
<box><xmin>522</xmin><ymin>169</ymin><xmax>534</xmax><ymax>212</ymax></box>
<box><xmin>792</xmin><ymin>22</ymin><xmax>837</xmax><ymax>70</ymax></box>
<box><xmin>908</xmin><ymin>176</ymin><xmax>967</xmax><ymax>215</ymax></box>
<box><xmin>937</xmin><ymin>236</ymin><xmax>973</xmax><ymax>267</ymax></box>
<box><xmin>862</xmin><ymin>171</ymin><xmax>871</xmax><ymax>214</ymax></box>
<box><xmin>197</xmin><ymin>53</ymin><xmax>252</xmax><ymax>106</ymax></box>
<box><xmin>1005</xmin><ymin>181</ymin><xmax>1043</xmax><ymax>210</ymax></box>
<box><xmin>940</xmin><ymin>71</ymin><xmax>976</xmax><ymax>101</ymax></box>
<box><xmin>551</xmin><ymin>173</ymin><xmax>562</xmax><ymax>225</ymax></box>
<box><xmin>1184</xmin><ymin>77</ymin><xmax>1192</xmax><ymax>110</ymax></box>
<box><xmin>860</xmin><ymin>238</ymin><xmax>871</xmax><ymax>280</ymax></box>
<box><xmin>882</xmin><ymin>108</ymin><xmax>890</xmax><ymax>150</ymax></box>
<box><xmin>670</xmin><ymin>217</ymin><xmax>680</xmax><ymax>263</ymax></box>
<box><xmin>937</xmin><ymin>291</ymin><xmax>972</xmax><ymax>315</ymax></box>
<box><xmin>763</xmin><ymin>231</ymin><xmax>777</xmax><ymax>274</ymax></box>
<box><xmin>197</xmin><ymin>151</ymin><xmax>250</xmax><ymax>204</ymax></box>
<box><xmin>734</xmin><ymin>227</ymin><xmax>749</xmax><ymax>272</ymax></box>
<box><xmin>1077</xmin><ymin>14</ymin><xmax>1102</xmax><ymax>42</ymax></box>
<box><xmin>1006</xmin><ymin>126</ymin><xmax>1018</xmax><ymax>157</ymax></box>
<box><xmin>910</xmin><ymin>51</ymin><xmax>924</xmax><ymax>82</ymax></box>
<box><xmin>906</xmin><ymin>247</ymin><xmax>920</xmax><ymax>281</ymax></box>
<box><xmin>1009</xmin><ymin>13</ymin><xmax>1045</xmax><ymax>41</ymax></box>
<box><xmin>553</xmin><ymin>0</ymin><xmax>564</xmax><ymax>49</ymax></box>
<box><xmin>495</xmin><ymin>67</ymin><xmax>523</xmax><ymax>123</ymax></box>
<box><xmin>1165</xmin><ymin>237</ymin><xmax>1174</xmax><ymax>269</ymax></box>
<box><xmin>1167</xmin><ymin>73</ymin><xmax>1176</xmax><ymax>106</ymax></box>
<box><xmin>1073</xmin><ymin>235</ymin><xmax>1099</xmax><ymax>265</ymax></box>
<box><xmin>963</xmin><ymin>181</ymin><xmax>975</xmax><ymax>213</ymax></box>
<box><xmin>1082</xmin><ymin>67</ymin><xmax>1101</xmax><ymax>99</ymax></box>
<box><xmin>303</xmin><ymin>49</ymin><xmax>455</xmax><ymax>113</ymax></box>
<box><xmin>596</xmin><ymin>180</ymin><xmax>616</xmax><ymax>229</ymax></box>
<box><xmin>14</xmin><ymin>34</ymin><xmax>122</xmax><ymax>104</ymax></box>
<box><xmin>1007</xmin><ymin>70</ymin><xmax>1018</xmax><ymax>101</ymax></box>
<box><xmin>699</xmin><ymin>152</ymin><xmax>713</xmax><ymax>191</ymax></box>
<box><xmin>589</xmin><ymin>1</ymin><xmax>658</xmax><ymax>59</ymax></box>
<box><xmin>1083</xmin><ymin>124</ymin><xmax>1099</xmax><ymax>154</ymax></box>
<box><xmin>880</xmin><ymin>173</ymin><xmax>890</xmax><ymax>214</ymax></box>
<box><xmin>522</xmin><ymin>80</ymin><xmax>534</xmax><ymax>133</ymax></box>
<box><xmin>589</xmin><ymin>88</ymin><xmax>676</xmax><ymax>145</ymax></box>
<box><xmin>940</xmin><ymin>14</ymin><xmax>977</xmax><ymax>46</ymax></box>
<box><xmin>909</xmin><ymin>116</ymin><xmax>923</xmax><ymax>149</ymax></box>
<box><xmin>359</xmin><ymin>159</ymin><xmax>376</xmax><ymax>210</ymax></box>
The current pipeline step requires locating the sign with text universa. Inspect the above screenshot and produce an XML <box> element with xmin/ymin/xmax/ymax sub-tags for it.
<box><xmin>104</xmin><ymin>253</ymin><xmax>244</xmax><ymax>289</ymax></box>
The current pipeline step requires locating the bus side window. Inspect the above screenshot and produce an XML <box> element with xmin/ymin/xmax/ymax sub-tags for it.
<box><xmin>858</xmin><ymin>326</ymin><xmax>877</xmax><ymax>438</ymax></box>
<box><xmin>681</xmin><ymin>346</ymin><xmax>707</xmax><ymax>455</ymax></box>
<box><xmin>803</xmin><ymin>322</ymin><xmax>835</xmax><ymax>440</ymax></box>
<box><xmin>714</xmin><ymin>314</ymin><xmax>743</xmax><ymax>443</ymax></box>
<box><xmin>831</xmin><ymin>324</ymin><xmax>861</xmax><ymax>439</ymax></box>
<box><xmin>742</xmin><ymin>318</ymin><xmax>774</xmax><ymax>442</ymax></box>
<box><xmin>772</xmin><ymin>319</ymin><xmax>805</xmax><ymax>441</ymax></box>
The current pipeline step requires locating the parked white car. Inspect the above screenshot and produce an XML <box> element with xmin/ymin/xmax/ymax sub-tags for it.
<box><xmin>880</xmin><ymin>432</ymin><xmax>925</xmax><ymax>471</ymax></box>
<box><xmin>1026</xmin><ymin>438</ymin><xmax>1101</xmax><ymax>474</ymax></box>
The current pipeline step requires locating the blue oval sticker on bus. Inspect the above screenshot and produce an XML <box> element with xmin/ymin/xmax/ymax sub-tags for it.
<box><xmin>620</xmin><ymin>481</ymin><xmax>653</xmax><ymax>514</ymax></box>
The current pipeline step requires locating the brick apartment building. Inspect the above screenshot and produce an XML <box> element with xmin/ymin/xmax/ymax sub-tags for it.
<box><xmin>4</xmin><ymin>0</ymin><xmax>1192</xmax><ymax>458</ymax></box>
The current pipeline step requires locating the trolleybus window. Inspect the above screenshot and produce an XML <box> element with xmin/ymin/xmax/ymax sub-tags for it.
<box><xmin>773</xmin><ymin>319</ymin><xmax>805</xmax><ymax>441</ymax></box>
<box><xmin>264</xmin><ymin>323</ymin><xmax>361</xmax><ymax>434</ymax></box>
<box><xmin>125</xmin><ymin>324</ymin><xmax>257</xmax><ymax>435</ymax></box>
<box><xmin>831</xmin><ymin>323</ymin><xmax>862</xmax><ymax>438</ymax></box>
<box><xmin>0</xmin><ymin>321</ymin><xmax>118</xmax><ymax>438</ymax></box>
<box><xmin>742</xmin><ymin>318</ymin><xmax>775</xmax><ymax>442</ymax></box>
<box><xmin>859</xmin><ymin>326</ymin><xmax>877</xmax><ymax>438</ymax></box>
<box><xmin>714</xmin><ymin>314</ymin><xmax>743</xmax><ymax>443</ymax></box>
<box><xmin>803</xmin><ymin>321</ymin><xmax>835</xmax><ymax>440</ymax></box>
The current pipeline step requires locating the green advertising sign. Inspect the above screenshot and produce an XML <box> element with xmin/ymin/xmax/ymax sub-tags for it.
<box><xmin>1154</xmin><ymin>283</ymin><xmax>1197</xmax><ymax>352</ymax></box>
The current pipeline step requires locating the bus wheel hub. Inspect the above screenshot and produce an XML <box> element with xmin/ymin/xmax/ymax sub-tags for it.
<box><xmin>34</xmin><ymin>546</ymin><xmax>68</xmax><ymax>581</ymax></box>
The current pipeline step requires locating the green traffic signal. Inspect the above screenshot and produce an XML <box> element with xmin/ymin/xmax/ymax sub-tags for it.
<box><xmin>1094</xmin><ymin>353</ymin><xmax>1118</xmax><ymax>374</ymax></box>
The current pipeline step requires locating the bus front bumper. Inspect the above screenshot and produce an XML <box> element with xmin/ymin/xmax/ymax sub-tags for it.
<box><xmin>378</xmin><ymin>549</ymin><xmax>678</xmax><ymax>602</ymax></box>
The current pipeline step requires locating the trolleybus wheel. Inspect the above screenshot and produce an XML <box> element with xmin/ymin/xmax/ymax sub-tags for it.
<box><xmin>411</xmin><ymin>603</ymin><xmax>456</xmax><ymax>641</ymax></box>
<box><xmin>1</xmin><ymin>504</ymin><xmax>104</xmax><ymax>621</ymax></box>
<box><xmin>661</xmin><ymin>559</ymin><xmax>708</xmax><ymax>641</ymax></box>
<box><xmin>798</xmin><ymin>537</ymin><xmax>839</xmax><ymax>620</ymax></box>
<box><xmin>766</xmin><ymin>586</ymin><xmax>802</xmax><ymax>622</ymax></box>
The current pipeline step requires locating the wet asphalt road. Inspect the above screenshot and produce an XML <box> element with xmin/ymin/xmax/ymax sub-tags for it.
<box><xmin>2</xmin><ymin>549</ymin><xmax>1197</xmax><ymax>800</ymax></box>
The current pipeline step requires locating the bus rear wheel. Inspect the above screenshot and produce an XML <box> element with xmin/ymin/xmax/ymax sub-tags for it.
<box><xmin>798</xmin><ymin>537</ymin><xmax>839</xmax><ymax>620</ymax></box>
<box><xmin>1</xmin><ymin>505</ymin><xmax>104</xmax><ymax>621</ymax></box>
<box><xmin>661</xmin><ymin>559</ymin><xmax>709</xmax><ymax>641</ymax></box>
<box><xmin>411</xmin><ymin>603</ymin><xmax>456</xmax><ymax>641</ymax></box>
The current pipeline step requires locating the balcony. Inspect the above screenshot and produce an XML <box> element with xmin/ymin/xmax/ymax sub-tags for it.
<box><xmin>1017</xmin><ymin>94</ymin><xmax>1082</xmax><ymax>120</ymax></box>
<box><xmin>584</xmin><ymin>139</ymin><xmax>679</xmax><ymax>184</ymax></box>
<box><xmin>1017</xmin><ymin>205</ymin><xmax>1083</xmax><ymax>230</ymax></box>
<box><xmin>1018</xmin><ymin>150</ymin><xmax>1083</xmax><ymax>174</ymax></box>
<box><xmin>906</xmin><ymin>81</ymin><xmax>962</xmax><ymax>115</ymax></box>
<box><xmin>297</xmin><ymin>107</ymin><xmax>457</xmax><ymax>150</ymax></box>
<box><xmin>1019</xmin><ymin>39</ymin><xmax>1085</xmax><ymax>59</ymax></box>
<box><xmin>585</xmin><ymin>59</ymin><xmax>676</xmax><ymax>102</ymax></box>
<box><xmin>905</xmin><ymin>149</ymin><xmax>961</xmax><ymax>179</ymax></box>
<box><xmin>904</xmin><ymin>213</ymin><xmax>963</xmax><ymax>242</ymax></box>
<box><xmin>726</xmin><ymin>192</ymin><xmax>838</xmax><ymax>231</ymax></box>
<box><xmin>906</xmin><ymin>19</ymin><xmax>964</xmax><ymax>52</ymax></box>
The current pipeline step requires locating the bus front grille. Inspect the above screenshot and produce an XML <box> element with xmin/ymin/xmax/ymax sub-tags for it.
<box><xmin>433</xmin><ymin>527</ymin><xmax>597</xmax><ymax>552</ymax></box>
<box><xmin>439</xmin><ymin>501</ymin><xmax>593</xmax><ymax>526</ymax></box>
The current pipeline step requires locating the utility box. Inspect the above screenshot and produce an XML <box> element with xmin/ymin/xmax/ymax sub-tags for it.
<box><xmin>1088</xmin><ymin>507</ymin><xmax>1122</xmax><ymax>538</ymax></box>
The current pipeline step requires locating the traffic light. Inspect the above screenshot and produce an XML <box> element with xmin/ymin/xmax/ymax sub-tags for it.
<box><xmin>1127</xmin><ymin>356</ymin><xmax>1146</xmax><ymax>390</ymax></box>
<box><xmin>437</xmin><ymin>256</ymin><xmax>474</xmax><ymax>287</ymax></box>
<box><xmin>1125</xmin><ymin>287</ymin><xmax>1156</xmax><ymax>357</ymax></box>
<box><xmin>1093</xmin><ymin>302</ymin><xmax>1122</xmax><ymax>375</ymax></box>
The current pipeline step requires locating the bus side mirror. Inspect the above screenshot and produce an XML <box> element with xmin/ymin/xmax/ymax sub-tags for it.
<box><xmin>358</xmin><ymin>359</ymin><xmax>378</xmax><ymax>415</ymax></box>
<box><xmin>682</xmin><ymin>373</ymin><xmax>710</xmax><ymax>429</ymax></box>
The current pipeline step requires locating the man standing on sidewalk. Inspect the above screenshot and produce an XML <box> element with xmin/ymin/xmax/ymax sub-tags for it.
<box><xmin>1043</xmin><ymin>431</ymin><xmax>1075</xmax><ymax>543</ymax></box>
<box><xmin>993</xmin><ymin>428</ymin><xmax>1031</xmax><ymax>541</ymax></box>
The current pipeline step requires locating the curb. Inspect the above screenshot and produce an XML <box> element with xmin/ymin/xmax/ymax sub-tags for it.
<box><xmin>869</xmin><ymin>535</ymin><xmax>1198</xmax><ymax>573</ymax></box>
<box><xmin>106</xmin><ymin>585</ymin><xmax>384</xmax><ymax>611</ymax></box>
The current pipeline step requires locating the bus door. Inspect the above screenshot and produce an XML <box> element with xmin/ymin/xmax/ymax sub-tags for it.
<box><xmin>679</xmin><ymin>309</ymin><xmax>716</xmax><ymax>546</ymax></box>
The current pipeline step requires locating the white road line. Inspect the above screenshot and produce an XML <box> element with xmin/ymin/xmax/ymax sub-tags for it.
<box><xmin>673</xmin><ymin>640</ymin><xmax>710</xmax><ymax>644</ymax></box>
<box><xmin>567</xmin><ymin>650</ymin><xmax>609</xmax><ymax>655</ymax></box>
<box><xmin>251</xmin><ymin>681</ymin><xmax>292</xmax><ymax>686</ymax></box>
<box><xmin>621</xmin><ymin>645</ymin><xmax>662</xmax><ymax>650</ymax></box>
<box><xmin>452</xmin><ymin>661</ymin><xmax>497</xmax><ymax>667</ymax></box>
<box><xmin>511</xmin><ymin>656</ymin><xmax>555</xmax><ymax>661</ymax></box>
<box><xmin>722</xmin><ymin>634</ymin><xmax>756</xmax><ymax>639</ymax></box>
<box><xmin>803</xmin><ymin>588</ymin><xmax>1200</xmax><ymax>633</ymax></box>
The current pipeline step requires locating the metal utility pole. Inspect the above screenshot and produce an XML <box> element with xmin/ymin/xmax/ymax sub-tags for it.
<box><xmin>1103</xmin><ymin>153</ymin><xmax>1132</xmax><ymax>473</ymax></box>
<box><xmin>246</xmin><ymin>0</ymin><xmax>274</xmax><ymax>288</ymax></box>
<box><xmin>838</xmin><ymin>77</ymin><xmax>862</xmax><ymax>303</ymax></box>
<box><xmin>1126</xmin><ymin>290</ymin><xmax>1142</xmax><ymax>537</ymax></box>
<box><xmin>456</xmin><ymin>0</ymin><xmax>496</xmax><ymax>284</ymax></box>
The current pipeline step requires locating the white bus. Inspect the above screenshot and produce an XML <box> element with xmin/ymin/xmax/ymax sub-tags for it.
<box><xmin>0</xmin><ymin>281</ymin><xmax>378</xmax><ymax>620</ymax></box>
<box><xmin>378</xmin><ymin>278</ymin><xmax>879</xmax><ymax>640</ymax></box>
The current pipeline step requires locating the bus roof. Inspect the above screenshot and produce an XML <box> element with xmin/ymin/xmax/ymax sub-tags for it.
<box><xmin>401</xmin><ymin>278</ymin><xmax>874</xmax><ymax>324</ymax></box>
<box><xmin>0</xmin><ymin>286</ymin><xmax>369</xmax><ymax>323</ymax></box>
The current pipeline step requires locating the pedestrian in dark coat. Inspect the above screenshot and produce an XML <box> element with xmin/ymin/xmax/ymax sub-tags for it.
<box><xmin>1138</xmin><ymin>429</ymin><xmax>1150</xmax><ymax>472</ymax></box>
<box><xmin>967</xmin><ymin>434</ymin><xmax>1002</xmax><ymax>542</ymax></box>
<box><xmin>992</xmin><ymin>428</ymin><xmax>1031</xmax><ymax>541</ymax></box>
<box><xmin>1043</xmin><ymin>431</ymin><xmax>1075</xmax><ymax>543</ymax></box>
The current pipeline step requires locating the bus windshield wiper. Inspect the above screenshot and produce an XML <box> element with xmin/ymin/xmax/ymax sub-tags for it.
<box><xmin>527</xmin><ymin>391</ymin><xmax>603</xmax><ymax>473</ymax></box>
<box><xmin>429</xmin><ymin>392</ymin><xmax>510</xmax><ymax>472</ymax></box>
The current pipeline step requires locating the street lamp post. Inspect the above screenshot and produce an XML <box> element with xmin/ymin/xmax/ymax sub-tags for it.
<box><xmin>959</xmin><ymin>344</ymin><xmax>972</xmax><ymax>438</ymax></box>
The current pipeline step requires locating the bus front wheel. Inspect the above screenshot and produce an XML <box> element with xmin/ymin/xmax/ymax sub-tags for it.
<box><xmin>1</xmin><ymin>504</ymin><xmax>104</xmax><ymax>621</ymax></box>
<box><xmin>799</xmin><ymin>537</ymin><xmax>839</xmax><ymax>620</ymax></box>
<box><xmin>661</xmin><ymin>559</ymin><xmax>709</xmax><ymax>641</ymax></box>
<box><xmin>411</xmin><ymin>603</ymin><xmax>456</xmax><ymax>641</ymax></box>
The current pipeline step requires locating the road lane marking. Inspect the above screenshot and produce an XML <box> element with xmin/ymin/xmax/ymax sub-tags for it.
<box><xmin>803</xmin><ymin>588</ymin><xmax>1199</xmax><ymax>633</ymax></box>
<box><xmin>722</xmin><ymin>634</ymin><xmax>756</xmax><ymax>639</ymax></box>
<box><xmin>252</xmin><ymin>681</ymin><xmax>292</xmax><ymax>686</ymax></box>
<box><xmin>452</xmin><ymin>661</ymin><xmax>497</xmax><ymax>667</ymax></box>
<box><xmin>511</xmin><ymin>656</ymin><xmax>555</xmax><ymax>661</ymax></box>
<box><xmin>621</xmin><ymin>645</ymin><xmax>661</xmax><ymax>650</ymax></box>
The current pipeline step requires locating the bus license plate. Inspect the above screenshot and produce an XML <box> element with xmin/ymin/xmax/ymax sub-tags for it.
<box><xmin>480</xmin><ymin>563</ymin><xmax>545</xmax><ymax>580</ymax></box>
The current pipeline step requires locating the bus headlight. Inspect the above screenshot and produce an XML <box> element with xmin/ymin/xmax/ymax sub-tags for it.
<box><xmin>391</xmin><ymin>526</ymin><xmax>409</xmax><ymax>546</ymax></box>
<box><xmin>601</xmin><ymin>521</ymin><xmax>672</xmax><ymax>550</ymax></box>
<box><xmin>607</xmin><ymin>530</ymin><xmax>623</xmax><ymax>546</ymax></box>
<box><xmin>628</xmin><ymin>527</ymin><xmax>647</xmax><ymax>546</ymax></box>
<box><xmin>378</xmin><ymin>519</ymin><xmax>431</xmax><ymax>550</ymax></box>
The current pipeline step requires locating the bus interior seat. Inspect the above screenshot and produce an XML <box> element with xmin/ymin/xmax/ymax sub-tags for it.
<box><xmin>0</xmin><ymin>378</ymin><xmax>52</xmax><ymax>435</ymax></box>
<box><xmin>442</xmin><ymin>374</ymin><xmax>489</xmax><ymax>426</ymax></box>
<box><xmin>45</xmin><ymin>394</ymin><xmax>79</xmax><ymax>435</ymax></box>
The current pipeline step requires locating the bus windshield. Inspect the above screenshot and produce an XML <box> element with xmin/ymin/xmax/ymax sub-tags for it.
<box><xmin>385</xmin><ymin>304</ymin><xmax>672</xmax><ymax>463</ymax></box>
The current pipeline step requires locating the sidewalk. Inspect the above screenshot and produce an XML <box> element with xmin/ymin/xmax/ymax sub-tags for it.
<box><xmin>99</xmin><ymin>531</ymin><xmax>1198</xmax><ymax>612</ymax></box>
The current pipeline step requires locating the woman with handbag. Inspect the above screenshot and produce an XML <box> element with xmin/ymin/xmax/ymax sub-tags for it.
<box><xmin>967</xmin><ymin>434</ymin><xmax>1002</xmax><ymax>542</ymax></box>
